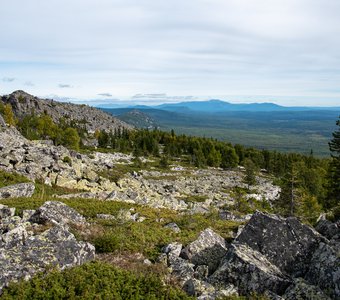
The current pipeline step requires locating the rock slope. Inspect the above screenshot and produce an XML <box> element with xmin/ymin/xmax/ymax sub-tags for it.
<box><xmin>1</xmin><ymin>90</ymin><xmax>133</xmax><ymax>133</ymax></box>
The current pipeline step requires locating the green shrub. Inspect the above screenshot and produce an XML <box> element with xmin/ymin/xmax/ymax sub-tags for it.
<box><xmin>0</xmin><ymin>170</ymin><xmax>30</xmax><ymax>188</ymax></box>
<box><xmin>0</xmin><ymin>261</ymin><xmax>192</xmax><ymax>300</ymax></box>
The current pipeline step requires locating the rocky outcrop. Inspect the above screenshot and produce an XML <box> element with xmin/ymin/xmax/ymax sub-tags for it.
<box><xmin>181</xmin><ymin>228</ymin><xmax>228</xmax><ymax>274</ymax></box>
<box><xmin>163</xmin><ymin>213</ymin><xmax>340</xmax><ymax>299</ymax></box>
<box><xmin>305</xmin><ymin>235</ymin><xmax>340</xmax><ymax>299</ymax></box>
<box><xmin>235</xmin><ymin>211</ymin><xmax>324</xmax><ymax>277</ymax></box>
<box><xmin>0</xmin><ymin>183</ymin><xmax>35</xmax><ymax>199</ymax></box>
<box><xmin>0</xmin><ymin>202</ymin><xmax>95</xmax><ymax>294</ymax></box>
<box><xmin>1</xmin><ymin>90</ymin><xmax>132</xmax><ymax>133</ymax></box>
<box><xmin>210</xmin><ymin>243</ymin><xmax>292</xmax><ymax>295</ymax></box>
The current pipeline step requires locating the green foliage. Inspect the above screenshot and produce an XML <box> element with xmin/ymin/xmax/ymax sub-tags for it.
<box><xmin>1</xmin><ymin>261</ymin><xmax>192</xmax><ymax>300</ymax></box>
<box><xmin>0</xmin><ymin>103</ymin><xmax>17</xmax><ymax>126</ymax></box>
<box><xmin>61</xmin><ymin>127</ymin><xmax>80</xmax><ymax>150</ymax></box>
<box><xmin>243</xmin><ymin>158</ymin><xmax>257</xmax><ymax>188</ymax></box>
<box><xmin>159</xmin><ymin>155</ymin><xmax>170</xmax><ymax>169</ymax></box>
<box><xmin>62</xmin><ymin>156</ymin><xmax>72</xmax><ymax>166</ymax></box>
<box><xmin>0</xmin><ymin>170</ymin><xmax>30</xmax><ymax>188</ymax></box>
<box><xmin>325</xmin><ymin>116</ymin><xmax>340</xmax><ymax>209</ymax></box>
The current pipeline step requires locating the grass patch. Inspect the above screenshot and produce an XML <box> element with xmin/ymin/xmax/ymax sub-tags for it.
<box><xmin>0</xmin><ymin>169</ymin><xmax>30</xmax><ymax>188</ymax></box>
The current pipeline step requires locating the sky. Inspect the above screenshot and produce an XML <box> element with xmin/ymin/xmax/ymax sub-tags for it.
<box><xmin>1</xmin><ymin>0</ymin><xmax>340</xmax><ymax>106</ymax></box>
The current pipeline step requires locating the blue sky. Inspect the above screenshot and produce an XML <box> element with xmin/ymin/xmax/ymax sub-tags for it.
<box><xmin>1</xmin><ymin>0</ymin><xmax>340</xmax><ymax>106</ymax></box>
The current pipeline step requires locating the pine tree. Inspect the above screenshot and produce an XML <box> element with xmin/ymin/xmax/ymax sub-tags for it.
<box><xmin>326</xmin><ymin>116</ymin><xmax>340</xmax><ymax>208</ymax></box>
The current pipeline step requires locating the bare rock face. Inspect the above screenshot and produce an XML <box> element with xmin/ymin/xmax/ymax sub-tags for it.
<box><xmin>181</xmin><ymin>228</ymin><xmax>227</xmax><ymax>274</ymax></box>
<box><xmin>0</xmin><ymin>183</ymin><xmax>35</xmax><ymax>199</ymax></box>
<box><xmin>235</xmin><ymin>211</ymin><xmax>323</xmax><ymax>277</ymax></box>
<box><xmin>0</xmin><ymin>202</ymin><xmax>95</xmax><ymax>294</ymax></box>
<box><xmin>209</xmin><ymin>243</ymin><xmax>292</xmax><ymax>295</ymax></box>
<box><xmin>30</xmin><ymin>201</ymin><xmax>87</xmax><ymax>226</ymax></box>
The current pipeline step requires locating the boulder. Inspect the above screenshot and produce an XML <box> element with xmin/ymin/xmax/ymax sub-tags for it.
<box><xmin>283</xmin><ymin>278</ymin><xmax>331</xmax><ymax>300</ymax></box>
<box><xmin>181</xmin><ymin>228</ymin><xmax>227</xmax><ymax>274</ymax></box>
<box><xmin>235</xmin><ymin>211</ymin><xmax>323</xmax><ymax>276</ymax></box>
<box><xmin>0</xmin><ymin>183</ymin><xmax>35</xmax><ymax>199</ymax></box>
<box><xmin>162</xmin><ymin>242</ymin><xmax>183</xmax><ymax>257</ymax></box>
<box><xmin>0</xmin><ymin>203</ymin><xmax>95</xmax><ymax>293</ymax></box>
<box><xmin>209</xmin><ymin>243</ymin><xmax>292</xmax><ymax>296</ymax></box>
<box><xmin>0</xmin><ymin>204</ymin><xmax>15</xmax><ymax>219</ymax></box>
<box><xmin>304</xmin><ymin>237</ymin><xmax>340</xmax><ymax>299</ymax></box>
<box><xmin>30</xmin><ymin>201</ymin><xmax>86</xmax><ymax>226</ymax></box>
<box><xmin>315</xmin><ymin>217</ymin><xmax>339</xmax><ymax>240</ymax></box>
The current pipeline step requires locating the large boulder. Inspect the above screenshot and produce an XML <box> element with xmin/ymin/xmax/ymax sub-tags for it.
<box><xmin>0</xmin><ymin>202</ymin><xmax>95</xmax><ymax>293</ymax></box>
<box><xmin>30</xmin><ymin>201</ymin><xmax>86</xmax><ymax>226</ymax></box>
<box><xmin>181</xmin><ymin>228</ymin><xmax>227</xmax><ymax>274</ymax></box>
<box><xmin>304</xmin><ymin>236</ymin><xmax>340</xmax><ymax>299</ymax></box>
<box><xmin>235</xmin><ymin>211</ymin><xmax>323</xmax><ymax>276</ymax></box>
<box><xmin>209</xmin><ymin>243</ymin><xmax>292</xmax><ymax>296</ymax></box>
<box><xmin>0</xmin><ymin>183</ymin><xmax>35</xmax><ymax>199</ymax></box>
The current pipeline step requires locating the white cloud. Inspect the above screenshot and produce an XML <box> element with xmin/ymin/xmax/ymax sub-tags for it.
<box><xmin>0</xmin><ymin>0</ymin><xmax>340</xmax><ymax>105</ymax></box>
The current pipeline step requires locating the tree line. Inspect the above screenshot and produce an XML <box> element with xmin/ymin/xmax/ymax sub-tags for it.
<box><xmin>1</xmin><ymin>102</ymin><xmax>339</xmax><ymax>220</ymax></box>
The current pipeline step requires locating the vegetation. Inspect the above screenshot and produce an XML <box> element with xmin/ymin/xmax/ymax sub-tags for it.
<box><xmin>1</xmin><ymin>261</ymin><xmax>192</xmax><ymax>300</ymax></box>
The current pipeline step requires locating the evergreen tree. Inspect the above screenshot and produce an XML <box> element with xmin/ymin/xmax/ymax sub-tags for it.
<box><xmin>326</xmin><ymin>116</ymin><xmax>340</xmax><ymax>208</ymax></box>
<box><xmin>243</xmin><ymin>158</ymin><xmax>257</xmax><ymax>188</ymax></box>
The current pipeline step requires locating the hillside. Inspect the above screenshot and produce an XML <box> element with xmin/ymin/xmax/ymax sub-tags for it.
<box><xmin>0</xmin><ymin>95</ymin><xmax>339</xmax><ymax>299</ymax></box>
<box><xmin>1</xmin><ymin>90</ymin><xmax>133</xmax><ymax>133</ymax></box>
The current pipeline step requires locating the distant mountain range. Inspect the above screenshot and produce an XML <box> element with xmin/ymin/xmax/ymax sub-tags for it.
<box><xmin>97</xmin><ymin>99</ymin><xmax>340</xmax><ymax>112</ymax></box>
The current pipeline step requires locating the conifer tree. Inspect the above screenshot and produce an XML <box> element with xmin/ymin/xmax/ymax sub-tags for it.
<box><xmin>325</xmin><ymin>116</ymin><xmax>340</xmax><ymax>208</ymax></box>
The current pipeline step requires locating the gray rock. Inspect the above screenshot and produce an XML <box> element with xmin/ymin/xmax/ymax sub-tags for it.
<box><xmin>162</xmin><ymin>242</ymin><xmax>183</xmax><ymax>257</ymax></box>
<box><xmin>315</xmin><ymin>217</ymin><xmax>339</xmax><ymax>240</ymax></box>
<box><xmin>284</xmin><ymin>278</ymin><xmax>331</xmax><ymax>300</ymax></box>
<box><xmin>0</xmin><ymin>202</ymin><xmax>95</xmax><ymax>294</ymax></box>
<box><xmin>0</xmin><ymin>204</ymin><xmax>15</xmax><ymax>218</ymax></box>
<box><xmin>235</xmin><ymin>211</ymin><xmax>323</xmax><ymax>277</ymax></box>
<box><xmin>304</xmin><ymin>238</ymin><xmax>340</xmax><ymax>299</ymax></box>
<box><xmin>168</xmin><ymin>254</ymin><xmax>195</xmax><ymax>284</ymax></box>
<box><xmin>209</xmin><ymin>243</ymin><xmax>292</xmax><ymax>296</ymax></box>
<box><xmin>31</xmin><ymin>201</ymin><xmax>86</xmax><ymax>226</ymax></box>
<box><xmin>164</xmin><ymin>222</ymin><xmax>181</xmax><ymax>233</ymax></box>
<box><xmin>96</xmin><ymin>214</ymin><xmax>115</xmax><ymax>220</ymax></box>
<box><xmin>181</xmin><ymin>228</ymin><xmax>227</xmax><ymax>274</ymax></box>
<box><xmin>194</xmin><ymin>265</ymin><xmax>209</xmax><ymax>280</ymax></box>
<box><xmin>0</xmin><ymin>182</ymin><xmax>35</xmax><ymax>199</ymax></box>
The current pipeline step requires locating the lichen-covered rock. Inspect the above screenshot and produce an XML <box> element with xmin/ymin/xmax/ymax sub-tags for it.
<box><xmin>283</xmin><ymin>278</ymin><xmax>331</xmax><ymax>300</ymax></box>
<box><xmin>315</xmin><ymin>217</ymin><xmax>339</xmax><ymax>240</ymax></box>
<box><xmin>168</xmin><ymin>254</ymin><xmax>195</xmax><ymax>285</ymax></box>
<box><xmin>0</xmin><ymin>204</ymin><xmax>15</xmax><ymax>219</ymax></box>
<box><xmin>181</xmin><ymin>228</ymin><xmax>227</xmax><ymax>274</ymax></box>
<box><xmin>162</xmin><ymin>242</ymin><xmax>183</xmax><ymax>257</ymax></box>
<box><xmin>209</xmin><ymin>243</ymin><xmax>292</xmax><ymax>296</ymax></box>
<box><xmin>0</xmin><ymin>202</ymin><xmax>95</xmax><ymax>294</ymax></box>
<box><xmin>30</xmin><ymin>201</ymin><xmax>86</xmax><ymax>226</ymax></box>
<box><xmin>235</xmin><ymin>211</ymin><xmax>323</xmax><ymax>277</ymax></box>
<box><xmin>304</xmin><ymin>237</ymin><xmax>340</xmax><ymax>299</ymax></box>
<box><xmin>0</xmin><ymin>183</ymin><xmax>35</xmax><ymax>199</ymax></box>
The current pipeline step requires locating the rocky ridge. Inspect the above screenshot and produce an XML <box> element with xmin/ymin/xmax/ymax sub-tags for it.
<box><xmin>1</xmin><ymin>90</ymin><xmax>133</xmax><ymax>133</ymax></box>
